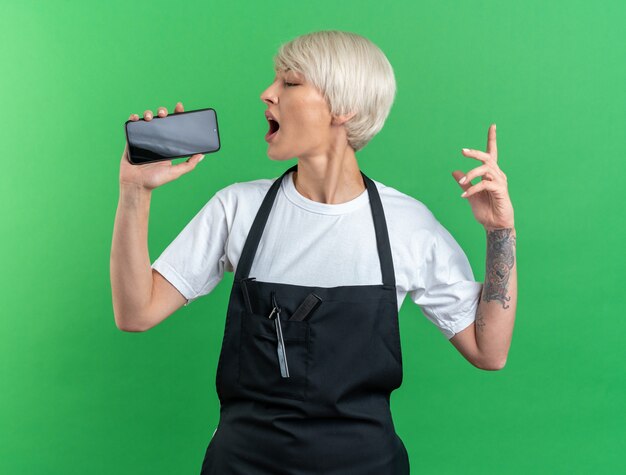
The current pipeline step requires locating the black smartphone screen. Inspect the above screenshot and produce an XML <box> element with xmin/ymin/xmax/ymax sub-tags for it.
<box><xmin>124</xmin><ymin>107</ymin><xmax>220</xmax><ymax>165</ymax></box>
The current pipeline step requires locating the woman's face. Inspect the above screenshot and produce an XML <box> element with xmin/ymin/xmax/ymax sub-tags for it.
<box><xmin>260</xmin><ymin>69</ymin><xmax>337</xmax><ymax>161</ymax></box>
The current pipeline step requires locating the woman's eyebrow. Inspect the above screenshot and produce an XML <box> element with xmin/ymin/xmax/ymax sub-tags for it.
<box><xmin>273</xmin><ymin>69</ymin><xmax>301</xmax><ymax>81</ymax></box>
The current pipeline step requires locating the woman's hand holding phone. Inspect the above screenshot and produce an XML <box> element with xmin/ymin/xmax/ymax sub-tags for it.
<box><xmin>119</xmin><ymin>101</ymin><xmax>205</xmax><ymax>191</ymax></box>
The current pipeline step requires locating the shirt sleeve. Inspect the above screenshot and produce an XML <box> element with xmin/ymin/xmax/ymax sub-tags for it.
<box><xmin>150</xmin><ymin>187</ymin><xmax>232</xmax><ymax>307</ymax></box>
<box><xmin>409</xmin><ymin>219</ymin><xmax>483</xmax><ymax>339</ymax></box>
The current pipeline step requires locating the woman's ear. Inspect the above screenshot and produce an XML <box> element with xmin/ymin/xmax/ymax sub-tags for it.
<box><xmin>331</xmin><ymin>111</ymin><xmax>357</xmax><ymax>126</ymax></box>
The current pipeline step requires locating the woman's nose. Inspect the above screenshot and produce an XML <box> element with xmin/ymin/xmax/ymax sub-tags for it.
<box><xmin>260</xmin><ymin>85</ymin><xmax>277</xmax><ymax>104</ymax></box>
<box><xmin>261</xmin><ymin>92</ymin><xmax>276</xmax><ymax>104</ymax></box>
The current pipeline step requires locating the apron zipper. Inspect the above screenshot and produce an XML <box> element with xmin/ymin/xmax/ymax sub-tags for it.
<box><xmin>268</xmin><ymin>291</ymin><xmax>290</xmax><ymax>378</ymax></box>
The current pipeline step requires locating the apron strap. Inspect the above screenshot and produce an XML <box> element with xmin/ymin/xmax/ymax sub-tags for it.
<box><xmin>234</xmin><ymin>164</ymin><xmax>396</xmax><ymax>288</ymax></box>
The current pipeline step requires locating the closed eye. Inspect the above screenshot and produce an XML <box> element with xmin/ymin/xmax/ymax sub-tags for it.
<box><xmin>283</xmin><ymin>81</ymin><xmax>297</xmax><ymax>87</ymax></box>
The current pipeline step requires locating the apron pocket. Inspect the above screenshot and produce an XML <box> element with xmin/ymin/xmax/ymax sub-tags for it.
<box><xmin>238</xmin><ymin>309</ymin><xmax>309</xmax><ymax>401</ymax></box>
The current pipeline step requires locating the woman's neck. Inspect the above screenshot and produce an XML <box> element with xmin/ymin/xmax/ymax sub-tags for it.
<box><xmin>292</xmin><ymin>158</ymin><xmax>365</xmax><ymax>204</ymax></box>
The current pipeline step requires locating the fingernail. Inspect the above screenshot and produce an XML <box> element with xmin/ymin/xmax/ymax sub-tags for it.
<box><xmin>199</xmin><ymin>155</ymin><xmax>205</xmax><ymax>161</ymax></box>
<box><xmin>458</xmin><ymin>176</ymin><xmax>467</xmax><ymax>184</ymax></box>
<box><xmin>461</xmin><ymin>191</ymin><xmax>467</xmax><ymax>197</ymax></box>
<box><xmin>462</xmin><ymin>148</ymin><xmax>469</xmax><ymax>153</ymax></box>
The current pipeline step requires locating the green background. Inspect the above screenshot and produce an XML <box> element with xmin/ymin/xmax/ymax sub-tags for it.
<box><xmin>2</xmin><ymin>0</ymin><xmax>624</xmax><ymax>473</ymax></box>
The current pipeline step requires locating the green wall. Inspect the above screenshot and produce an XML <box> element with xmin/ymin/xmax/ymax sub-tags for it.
<box><xmin>1</xmin><ymin>0</ymin><xmax>624</xmax><ymax>473</ymax></box>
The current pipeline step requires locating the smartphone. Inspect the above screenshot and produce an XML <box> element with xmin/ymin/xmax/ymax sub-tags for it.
<box><xmin>124</xmin><ymin>107</ymin><xmax>221</xmax><ymax>165</ymax></box>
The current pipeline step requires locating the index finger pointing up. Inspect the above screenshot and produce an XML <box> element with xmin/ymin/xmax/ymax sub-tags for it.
<box><xmin>486</xmin><ymin>123</ymin><xmax>497</xmax><ymax>160</ymax></box>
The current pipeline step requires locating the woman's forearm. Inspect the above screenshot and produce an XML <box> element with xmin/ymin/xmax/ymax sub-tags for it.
<box><xmin>110</xmin><ymin>183</ymin><xmax>154</xmax><ymax>331</ymax></box>
<box><xmin>475</xmin><ymin>226</ymin><xmax>517</xmax><ymax>368</ymax></box>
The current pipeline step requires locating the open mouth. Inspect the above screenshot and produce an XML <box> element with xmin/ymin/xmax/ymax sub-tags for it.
<box><xmin>265</xmin><ymin>119</ymin><xmax>280</xmax><ymax>141</ymax></box>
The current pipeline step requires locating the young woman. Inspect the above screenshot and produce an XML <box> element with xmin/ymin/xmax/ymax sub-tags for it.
<box><xmin>111</xmin><ymin>30</ymin><xmax>517</xmax><ymax>475</ymax></box>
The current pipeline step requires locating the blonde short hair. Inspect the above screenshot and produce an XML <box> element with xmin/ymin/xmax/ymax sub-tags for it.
<box><xmin>273</xmin><ymin>30</ymin><xmax>397</xmax><ymax>152</ymax></box>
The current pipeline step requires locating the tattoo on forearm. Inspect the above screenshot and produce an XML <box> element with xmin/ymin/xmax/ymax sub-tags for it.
<box><xmin>475</xmin><ymin>295</ymin><xmax>486</xmax><ymax>333</ymax></box>
<box><xmin>483</xmin><ymin>228</ymin><xmax>516</xmax><ymax>309</ymax></box>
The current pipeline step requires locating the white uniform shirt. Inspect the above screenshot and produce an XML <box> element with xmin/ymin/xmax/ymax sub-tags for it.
<box><xmin>151</xmin><ymin>171</ymin><xmax>483</xmax><ymax>339</ymax></box>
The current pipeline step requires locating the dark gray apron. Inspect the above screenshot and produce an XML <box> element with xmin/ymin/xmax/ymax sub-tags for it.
<box><xmin>201</xmin><ymin>164</ymin><xmax>410</xmax><ymax>474</ymax></box>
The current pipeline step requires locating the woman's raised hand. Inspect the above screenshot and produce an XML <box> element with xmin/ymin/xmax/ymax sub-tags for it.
<box><xmin>119</xmin><ymin>101</ymin><xmax>205</xmax><ymax>190</ymax></box>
